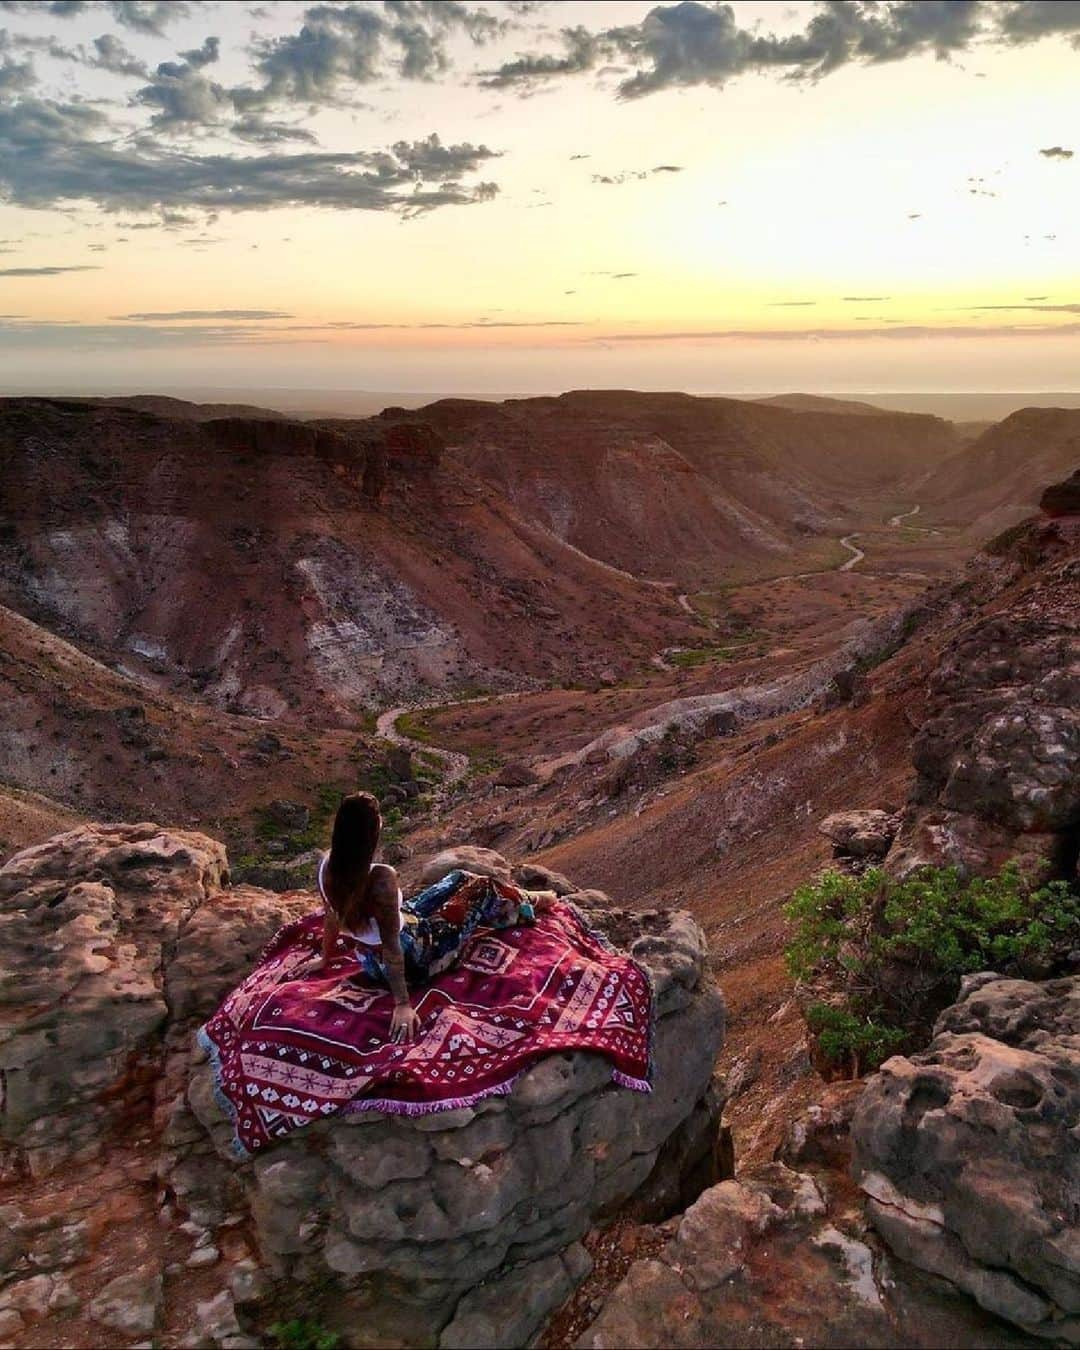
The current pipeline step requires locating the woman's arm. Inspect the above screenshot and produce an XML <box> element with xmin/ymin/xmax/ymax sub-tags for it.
<box><xmin>373</xmin><ymin>883</ymin><xmax>420</xmax><ymax>1043</ymax></box>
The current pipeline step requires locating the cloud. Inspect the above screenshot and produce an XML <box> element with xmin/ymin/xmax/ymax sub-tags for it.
<box><xmin>112</xmin><ymin>308</ymin><xmax>295</xmax><ymax>320</ymax></box>
<box><xmin>964</xmin><ymin>301</ymin><xmax>1080</xmax><ymax>313</ymax></box>
<box><xmin>240</xmin><ymin>1</ymin><xmax>507</xmax><ymax>117</ymax></box>
<box><xmin>842</xmin><ymin>295</ymin><xmax>891</xmax><ymax>301</ymax></box>
<box><xmin>478</xmin><ymin>24</ymin><xmax>600</xmax><ymax>90</ymax></box>
<box><xmin>230</xmin><ymin>115</ymin><xmax>318</xmax><ymax>145</ymax></box>
<box><xmin>652</xmin><ymin>163</ymin><xmax>683</xmax><ymax>172</ymax></box>
<box><xmin>0</xmin><ymin>264</ymin><xmax>101</xmax><ymax>275</ymax></box>
<box><xmin>1039</xmin><ymin>145</ymin><xmax>1074</xmax><ymax>159</ymax></box>
<box><xmin>132</xmin><ymin>36</ymin><xmax>230</xmax><ymax>133</ymax></box>
<box><xmin>0</xmin><ymin>96</ymin><xmax>500</xmax><ymax>216</ymax></box>
<box><xmin>0</xmin><ymin>2</ymin><xmax>191</xmax><ymax>34</ymax></box>
<box><xmin>588</xmin><ymin>320</ymin><xmax>1080</xmax><ymax>343</ymax></box>
<box><xmin>290</xmin><ymin>317</ymin><xmax>585</xmax><ymax>330</ymax></box>
<box><xmin>767</xmin><ymin>300</ymin><xmax>816</xmax><ymax>306</ymax></box>
<box><xmin>480</xmin><ymin>0</ymin><xmax>1080</xmax><ymax>100</ymax></box>
<box><xmin>997</xmin><ymin>1</ymin><xmax>1080</xmax><ymax>45</ymax></box>
<box><xmin>0</xmin><ymin>317</ymin><xmax>300</xmax><ymax>348</ymax></box>
<box><xmin>89</xmin><ymin>33</ymin><xmax>148</xmax><ymax>78</ymax></box>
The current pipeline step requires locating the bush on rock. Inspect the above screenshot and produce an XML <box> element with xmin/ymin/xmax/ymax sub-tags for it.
<box><xmin>784</xmin><ymin>861</ymin><xmax>1079</xmax><ymax>1075</ymax></box>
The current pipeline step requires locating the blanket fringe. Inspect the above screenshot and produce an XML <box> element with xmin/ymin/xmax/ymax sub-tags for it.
<box><xmin>342</xmin><ymin>1078</ymin><xmax>517</xmax><ymax>1118</ymax></box>
<box><xmin>195</xmin><ymin>1025</ymin><xmax>251</xmax><ymax>1160</ymax></box>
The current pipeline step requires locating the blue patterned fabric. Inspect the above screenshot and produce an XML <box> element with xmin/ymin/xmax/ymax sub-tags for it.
<box><xmin>356</xmin><ymin>870</ymin><xmax>524</xmax><ymax>987</ymax></box>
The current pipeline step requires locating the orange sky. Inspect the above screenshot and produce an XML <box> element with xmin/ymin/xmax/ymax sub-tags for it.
<box><xmin>0</xmin><ymin>1</ymin><xmax>1078</xmax><ymax>394</ymax></box>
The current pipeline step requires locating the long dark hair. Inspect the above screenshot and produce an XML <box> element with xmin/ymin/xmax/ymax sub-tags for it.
<box><xmin>326</xmin><ymin>792</ymin><xmax>381</xmax><ymax>932</ymax></box>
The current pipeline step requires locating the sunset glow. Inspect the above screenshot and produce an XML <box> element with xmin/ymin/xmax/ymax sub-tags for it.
<box><xmin>1</xmin><ymin>0</ymin><xmax>1078</xmax><ymax>394</ymax></box>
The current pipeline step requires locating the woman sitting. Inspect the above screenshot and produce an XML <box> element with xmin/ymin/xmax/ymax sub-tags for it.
<box><xmin>317</xmin><ymin>792</ymin><xmax>550</xmax><ymax>1046</ymax></box>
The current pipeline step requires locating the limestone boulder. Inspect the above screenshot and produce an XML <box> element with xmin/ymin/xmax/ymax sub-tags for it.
<box><xmin>852</xmin><ymin>973</ymin><xmax>1080</xmax><ymax>1342</ymax></box>
<box><xmin>180</xmin><ymin>902</ymin><xmax>726</xmax><ymax>1349</ymax></box>
<box><xmin>512</xmin><ymin>862</ymin><xmax>577</xmax><ymax>896</ymax></box>
<box><xmin>819</xmin><ymin>810</ymin><xmax>900</xmax><ymax>859</ymax></box>
<box><xmin>0</xmin><ymin>823</ymin><xmax>306</xmax><ymax>1176</ymax></box>
<box><xmin>575</xmin><ymin>1159</ymin><xmax>1031</xmax><ymax>1349</ymax></box>
<box><xmin>420</xmin><ymin>846</ymin><xmax>512</xmax><ymax>885</ymax></box>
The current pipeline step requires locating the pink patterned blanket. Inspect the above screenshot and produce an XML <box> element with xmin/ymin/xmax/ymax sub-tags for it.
<box><xmin>198</xmin><ymin>901</ymin><xmax>652</xmax><ymax>1155</ymax></box>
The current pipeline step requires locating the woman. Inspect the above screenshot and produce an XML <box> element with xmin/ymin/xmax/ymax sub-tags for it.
<box><xmin>318</xmin><ymin>792</ymin><xmax>548</xmax><ymax>1046</ymax></box>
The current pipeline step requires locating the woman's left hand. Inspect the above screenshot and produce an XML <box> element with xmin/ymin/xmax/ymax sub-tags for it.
<box><xmin>389</xmin><ymin>1003</ymin><xmax>421</xmax><ymax>1045</ymax></box>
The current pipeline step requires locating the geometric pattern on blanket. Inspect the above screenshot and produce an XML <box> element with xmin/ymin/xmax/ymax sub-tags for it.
<box><xmin>198</xmin><ymin>899</ymin><xmax>652</xmax><ymax>1155</ymax></box>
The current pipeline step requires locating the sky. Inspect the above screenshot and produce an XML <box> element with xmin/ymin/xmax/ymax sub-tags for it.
<box><xmin>0</xmin><ymin>0</ymin><xmax>1078</xmax><ymax>397</ymax></box>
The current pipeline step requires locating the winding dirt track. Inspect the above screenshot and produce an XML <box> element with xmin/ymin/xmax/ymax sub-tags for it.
<box><xmin>838</xmin><ymin>533</ymin><xmax>865</xmax><ymax>571</ymax></box>
<box><xmin>378</xmin><ymin>506</ymin><xmax>921</xmax><ymax>790</ymax></box>
<box><xmin>376</xmin><ymin>701</ymin><xmax>472</xmax><ymax>792</ymax></box>
<box><xmin>376</xmin><ymin>690</ymin><xmax>535</xmax><ymax>799</ymax></box>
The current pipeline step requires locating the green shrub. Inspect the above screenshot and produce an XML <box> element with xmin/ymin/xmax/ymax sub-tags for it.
<box><xmin>784</xmin><ymin>861</ymin><xmax>1079</xmax><ymax>1076</ymax></box>
<box><xmin>269</xmin><ymin>1319</ymin><xmax>341</xmax><ymax>1350</ymax></box>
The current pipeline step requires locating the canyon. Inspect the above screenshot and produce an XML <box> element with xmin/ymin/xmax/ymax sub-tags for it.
<box><xmin>0</xmin><ymin>390</ymin><xmax>1077</xmax><ymax>1350</ymax></box>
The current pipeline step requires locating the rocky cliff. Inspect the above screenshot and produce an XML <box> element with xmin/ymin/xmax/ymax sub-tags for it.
<box><xmin>885</xmin><ymin>504</ymin><xmax>1080</xmax><ymax>882</ymax></box>
<box><xmin>0</xmin><ymin>396</ymin><xmax>698</xmax><ymax>725</ymax></box>
<box><xmin>0</xmin><ymin>825</ymin><xmax>723</xmax><ymax>1349</ymax></box>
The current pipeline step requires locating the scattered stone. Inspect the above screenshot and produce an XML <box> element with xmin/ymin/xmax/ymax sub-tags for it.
<box><xmin>576</xmin><ymin>1160</ymin><xmax>1030</xmax><ymax>1349</ymax></box>
<box><xmin>725</xmin><ymin>1048</ymin><xmax>762</xmax><ymax>1099</ymax></box>
<box><xmin>228</xmin><ymin>1260</ymin><xmax>273</xmax><ymax>1307</ymax></box>
<box><xmin>419</xmin><ymin>845</ymin><xmax>511</xmax><ymax>885</ymax></box>
<box><xmin>265</xmin><ymin>799</ymin><xmax>310</xmax><ymax>832</ymax></box>
<box><xmin>886</xmin><ymin>573</ymin><xmax>1080</xmax><ymax>878</ymax></box>
<box><xmin>512</xmin><ymin>862</ymin><xmax>576</xmax><ymax>896</ymax></box>
<box><xmin>386</xmin><ymin>746</ymin><xmax>414</xmax><ymax>781</ymax></box>
<box><xmin>190</xmin><ymin>1290</ymin><xmax>241</xmax><ymax>1348</ymax></box>
<box><xmin>47</xmin><ymin>1279</ymin><xmax>79</xmax><ymax>1313</ymax></box>
<box><xmin>186</xmin><ymin>1244</ymin><xmax>220</xmax><ymax>1268</ymax></box>
<box><xmin>819</xmin><ymin>809</ymin><xmax>900</xmax><ymax>858</ymax></box>
<box><xmin>0</xmin><ymin>1274</ymin><xmax>55</xmax><ymax>1318</ymax></box>
<box><xmin>231</xmin><ymin>850</ymin><xmax>321</xmax><ymax>894</ymax></box>
<box><xmin>776</xmin><ymin>1081</ymin><xmax>865</xmax><ymax>1171</ymax></box>
<box><xmin>28</xmin><ymin>1220</ymin><xmax>87</xmax><ymax>1270</ymax></box>
<box><xmin>88</xmin><ymin>1267</ymin><xmax>162</xmax><ymax>1334</ymax></box>
<box><xmin>0</xmin><ymin>1310</ymin><xmax>24</xmax><ymax>1342</ymax></box>
<box><xmin>493</xmin><ymin>761</ymin><xmax>540</xmax><ymax>788</ymax></box>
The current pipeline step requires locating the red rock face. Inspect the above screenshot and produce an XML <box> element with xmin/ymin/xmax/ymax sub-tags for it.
<box><xmin>1040</xmin><ymin>467</ymin><xmax>1080</xmax><ymax>517</ymax></box>
<box><xmin>918</xmin><ymin>408</ymin><xmax>1080</xmax><ymax>537</ymax></box>
<box><xmin>0</xmin><ymin>397</ymin><xmax>699</xmax><ymax>730</ymax></box>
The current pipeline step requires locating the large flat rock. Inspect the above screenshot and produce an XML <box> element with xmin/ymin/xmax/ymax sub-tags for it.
<box><xmin>180</xmin><ymin>898</ymin><xmax>725</xmax><ymax>1349</ymax></box>
<box><xmin>852</xmin><ymin>973</ymin><xmax>1080</xmax><ymax>1343</ymax></box>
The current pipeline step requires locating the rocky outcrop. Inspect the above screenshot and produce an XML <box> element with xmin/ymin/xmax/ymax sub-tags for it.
<box><xmin>852</xmin><ymin>973</ymin><xmax>1080</xmax><ymax>1343</ymax></box>
<box><xmin>575</xmin><ymin>1157</ymin><xmax>1031</xmax><ymax>1349</ymax></box>
<box><xmin>175</xmin><ymin>901</ymin><xmax>725</xmax><ymax>1349</ymax></box>
<box><xmin>819</xmin><ymin>809</ymin><xmax>900</xmax><ymax>859</ymax></box>
<box><xmin>0</xmin><ymin>823</ymin><xmax>725</xmax><ymax>1350</ymax></box>
<box><xmin>1041</xmin><ymin>468</ymin><xmax>1080</xmax><ymax>518</ymax></box>
<box><xmin>419</xmin><ymin>844</ymin><xmax>513</xmax><ymax>885</ymax></box>
<box><xmin>0</xmin><ymin>823</ymin><xmax>224</xmax><ymax>1175</ymax></box>
<box><xmin>886</xmin><ymin>523</ymin><xmax>1080</xmax><ymax>880</ymax></box>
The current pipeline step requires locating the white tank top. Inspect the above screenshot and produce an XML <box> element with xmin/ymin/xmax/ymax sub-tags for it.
<box><xmin>317</xmin><ymin>853</ymin><xmax>401</xmax><ymax>948</ymax></box>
